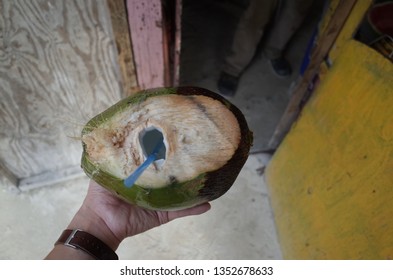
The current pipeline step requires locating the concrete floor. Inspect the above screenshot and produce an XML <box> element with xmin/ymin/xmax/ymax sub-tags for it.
<box><xmin>0</xmin><ymin>0</ymin><xmax>322</xmax><ymax>260</ymax></box>
<box><xmin>180</xmin><ymin>0</ymin><xmax>322</xmax><ymax>152</ymax></box>
<box><xmin>0</xmin><ymin>154</ymin><xmax>281</xmax><ymax>259</ymax></box>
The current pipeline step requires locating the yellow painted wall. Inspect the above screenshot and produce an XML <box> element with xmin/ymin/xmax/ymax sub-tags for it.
<box><xmin>265</xmin><ymin>3</ymin><xmax>393</xmax><ymax>259</ymax></box>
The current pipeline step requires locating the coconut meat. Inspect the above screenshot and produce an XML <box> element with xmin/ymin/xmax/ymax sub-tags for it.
<box><xmin>82</xmin><ymin>94</ymin><xmax>241</xmax><ymax>188</ymax></box>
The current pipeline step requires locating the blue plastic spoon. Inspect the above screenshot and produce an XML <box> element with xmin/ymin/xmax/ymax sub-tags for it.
<box><xmin>123</xmin><ymin>141</ymin><xmax>165</xmax><ymax>188</ymax></box>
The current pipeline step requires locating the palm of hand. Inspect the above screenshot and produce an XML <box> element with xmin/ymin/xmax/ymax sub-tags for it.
<box><xmin>84</xmin><ymin>181</ymin><xmax>211</xmax><ymax>243</ymax></box>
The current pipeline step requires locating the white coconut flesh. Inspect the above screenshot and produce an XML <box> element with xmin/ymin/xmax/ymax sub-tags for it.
<box><xmin>82</xmin><ymin>94</ymin><xmax>241</xmax><ymax>188</ymax></box>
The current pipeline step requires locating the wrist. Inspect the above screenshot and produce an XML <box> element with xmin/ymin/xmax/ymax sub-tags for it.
<box><xmin>68</xmin><ymin>204</ymin><xmax>122</xmax><ymax>251</ymax></box>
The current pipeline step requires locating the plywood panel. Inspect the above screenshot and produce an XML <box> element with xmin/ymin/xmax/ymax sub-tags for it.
<box><xmin>0</xmin><ymin>0</ymin><xmax>122</xmax><ymax>188</ymax></box>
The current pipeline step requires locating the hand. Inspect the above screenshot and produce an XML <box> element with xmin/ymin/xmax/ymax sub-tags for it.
<box><xmin>46</xmin><ymin>180</ymin><xmax>210</xmax><ymax>259</ymax></box>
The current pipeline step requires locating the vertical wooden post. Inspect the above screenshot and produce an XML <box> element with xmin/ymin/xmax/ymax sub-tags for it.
<box><xmin>107</xmin><ymin>0</ymin><xmax>139</xmax><ymax>96</ymax></box>
<box><xmin>126</xmin><ymin>0</ymin><xmax>182</xmax><ymax>89</ymax></box>
<box><xmin>173</xmin><ymin>0</ymin><xmax>182</xmax><ymax>86</ymax></box>
<box><xmin>126</xmin><ymin>0</ymin><xmax>166</xmax><ymax>89</ymax></box>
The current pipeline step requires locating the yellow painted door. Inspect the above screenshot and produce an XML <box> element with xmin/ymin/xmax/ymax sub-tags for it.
<box><xmin>265</xmin><ymin>39</ymin><xmax>393</xmax><ymax>258</ymax></box>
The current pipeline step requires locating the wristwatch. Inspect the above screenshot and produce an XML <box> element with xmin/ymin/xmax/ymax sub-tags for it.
<box><xmin>55</xmin><ymin>229</ymin><xmax>118</xmax><ymax>260</ymax></box>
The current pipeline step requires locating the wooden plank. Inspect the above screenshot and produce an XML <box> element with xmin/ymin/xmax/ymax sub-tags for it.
<box><xmin>268</xmin><ymin>0</ymin><xmax>358</xmax><ymax>149</ymax></box>
<box><xmin>0</xmin><ymin>0</ymin><xmax>122</xmax><ymax>188</ymax></box>
<box><xmin>173</xmin><ymin>0</ymin><xmax>182</xmax><ymax>86</ymax></box>
<box><xmin>328</xmin><ymin>0</ymin><xmax>374</xmax><ymax>61</ymax></box>
<box><xmin>126</xmin><ymin>0</ymin><xmax>166</xmax><ymax>89</ymax></box>
<box><xmin>107</xmin><ymin>0</ymin><xmax>139</xmax><ymax>96</ymax></box>
<box><xmin>162</xmin><ymin>0</ymin><xmax>172</xmax><ymax>87</ymax></box>
<box><xmin>161</xmin><ymin>0</ymin><xmax>182</xmax><ymax>86</ymax></box>
<box><xmin>18</xmin><ymin>165</ymin><xmax>83</xmax><ymax>191</ymax></box>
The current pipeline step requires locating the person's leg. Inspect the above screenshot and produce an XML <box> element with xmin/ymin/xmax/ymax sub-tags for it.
<box><xmin>264</xmin><ymin>0</ymin><xmax>314</xmax><ymax>76</ymax></box>
<box><xmin>223</xmin><ymin>0</ymin><xmax>277</xmax><ymax>77</ymax></box>
<box><xmin>218</xmin><ymin>0</ymin><xmax>277</xmax><ymax>96</ymax></box>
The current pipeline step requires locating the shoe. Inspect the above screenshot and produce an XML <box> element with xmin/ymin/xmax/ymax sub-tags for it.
<box><xmin>270</xmin><ymin>57</ymin><xmax>292</xmax><ymax>77</ymax></box>
<box><xmin>217</xmin><ymin>72</ymin><xmax>239</xmax><ymax>97</ymax></box>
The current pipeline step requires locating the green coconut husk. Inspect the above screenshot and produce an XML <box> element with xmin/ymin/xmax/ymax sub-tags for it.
<box><xmin>81</xmin><ymin>87</ymin><xmax>252</xmax><ymax>210</ymax></box>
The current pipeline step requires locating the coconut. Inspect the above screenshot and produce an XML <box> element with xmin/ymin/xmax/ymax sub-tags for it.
<box><xmin>81</xmin><ymin>87</ymin><xmax>252</xmax><ymax>210</ymax></box>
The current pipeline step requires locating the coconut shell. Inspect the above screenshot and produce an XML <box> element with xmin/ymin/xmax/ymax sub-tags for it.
<box><xmin>81</xmin><ymin>87</ymin><xmax>253</xmax><ymax>210</ymax></box>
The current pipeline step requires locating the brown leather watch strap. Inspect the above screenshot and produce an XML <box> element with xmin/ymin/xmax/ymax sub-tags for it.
<box><xmin>55</xmin><ymin>229</ymin><xmax>118</xmax><ymax>260</ymax></box>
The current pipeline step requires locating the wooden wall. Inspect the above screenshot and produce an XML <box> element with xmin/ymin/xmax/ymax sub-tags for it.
<box><xmin>0</xmin><ymin>0</ymin><xmax>124</xmax><ymax>189</ymax></box>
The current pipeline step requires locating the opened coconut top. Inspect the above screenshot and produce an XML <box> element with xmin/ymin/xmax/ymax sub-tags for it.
<box><xmin>82</xmin><ymin>94</ymin><xmax>241</xmax><ymax>188</ymax></box>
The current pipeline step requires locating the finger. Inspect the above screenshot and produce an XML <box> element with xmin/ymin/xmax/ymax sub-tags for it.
<box><xmin>167</xmin><ymin>203</ymin><xmax>211</xmax><ymax>221</ymax></box>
